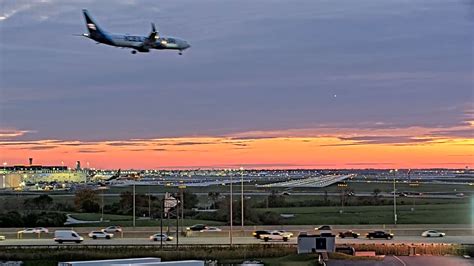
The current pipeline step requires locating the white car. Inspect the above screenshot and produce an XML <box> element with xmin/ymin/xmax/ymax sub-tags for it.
<box><xmin>277</xmin><ymin>230</ymin><xmax>294</xmax><ymax>238</ymax></box>
<box><xmin>260</xmin><ymin>231</ymin><xmax>290</xmax><ymax>242</ymax></box>
<box><xmin>421</xmin><ymin>230</ymin><xmax>445</xmax><ymax>237</ymax></box>
<box><xmin>35</xmin><ymin>227</ymin><xmax>49</xmax><ymax>233</ymax></box>
<box><xmin>0</xmin><ymin>235</ymin><xmax>5</xmax><ymax>241</ymax></box>
<box><xmin>149</xmin><ymin>233</ymin><xmax>173</xmax><ymax>241</ymax></box>
<box><xmin>102</xmin><ymin>226</ymin><xmax>122</xmax><ymax>233</ymax></box>
<box><xmin>88</xmin><ymin>231</ymin><xmax>114</xmax><ymax>239</ymax></box>
<box><xmin>200</xmin><ymin>227</ymin><xmax>222</xmax><ymax>232</ymax></box>
<box><xmin>18</xmin><ymin>228</ymin><xmax>39</xmax><ymax>234</ymax></box>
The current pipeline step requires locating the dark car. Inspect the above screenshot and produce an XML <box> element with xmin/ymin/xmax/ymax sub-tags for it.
<box><xmin>338</xmin><ymin>230</ymin><xmax>360</xmax><ymax>238</ymax></box>
<box><xmin>366</xmin><ymin>231</ymin><xmax>394</xmax><ymax>239</ymax></box>
<box><xmin>252</xmin><ymin>230</ymin><xmax>271</xmax><ymax>239</ymax></box>
<box><xmin>315</xmin><ymin>225</ymin><xmax>333</xmax><ymax>237</ymax></box>
<box><xmin>186</xmin><ymin>224</ymin><xmax>207</xmax><ymax>231</ymax></box>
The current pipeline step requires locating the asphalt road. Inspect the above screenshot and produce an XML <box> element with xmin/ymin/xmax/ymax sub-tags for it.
<box><xmin>0</xmin><ymin>235</ymin><xmax>473</xmax><ymax>246</ymax></box>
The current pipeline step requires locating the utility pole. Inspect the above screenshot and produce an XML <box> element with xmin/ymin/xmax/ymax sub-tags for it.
<box><xmin>229</xmin><ymin>173</ymin><xmax>233</xmax><ymax>246</ymax></box>
<box><xmin>240</xmin><ymin>167</ymin><xmax>244</xmax><ymax>231</ymax></box>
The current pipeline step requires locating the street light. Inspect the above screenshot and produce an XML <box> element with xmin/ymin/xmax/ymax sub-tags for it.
<box><xmin>133</xmin><ymin>182</ymin><xmax>136</xmax><ymax>227</ymax></box>
<box><xmin>240</xmin><ymin>167</ymin><xmax>244</xmax><ymax>231</ymax></box>
<box><xmin>98</xmin><ymin>185</ymin><xmax>107</xmax><ymax>221</ymax></box>
<box><xmin>229</xmin><ymin>170</ymin><xmax>233</xmax><ymax>246</ymax></box>
<box><xmin>393</xmin><ymin>169</ymin><xmax>398</xmax><ymax>225</ymax></box>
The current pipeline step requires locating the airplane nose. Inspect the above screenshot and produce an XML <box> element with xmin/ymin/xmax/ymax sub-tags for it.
<box><xmin>184</xmin><ymin>42</ymin><xmax>191</xmax><ymax>49</ymax></box>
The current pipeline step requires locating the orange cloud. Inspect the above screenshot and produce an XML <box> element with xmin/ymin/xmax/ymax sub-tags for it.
<box><xmin>1</xmin><ymin>126</ymin><xmax>472</xmax><ymax>169</ymax></box>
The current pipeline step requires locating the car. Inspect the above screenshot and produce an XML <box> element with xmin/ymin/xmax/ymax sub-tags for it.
<box><xmin>88</xmin><ymin>231</ymin><xmax>114</xmax><ymax>239</ymax></box>
<box><xmin>338</xmin><ymin>230</ymin><xmax>360</xmax><ymax>238</ymax></box>
<box><xmin>366</xmin><ymin>231</ymin><xmax>394</xmax><ymax>239</ymax></box>
<box><xmin>54</xmin><ymin>230</ymin><xmax>83</xmax><ymax>244</ymax></box>
<box><xmin>200</xmin><ymin>227</ymin><xmax>222</xmax><ymax>232</ymax></box>
<box><xmin>35</xmin><ymin>227</ymin><xmax>49</xmax><ymax>233</ymax></box>
<box><xmin>259</xmin><ymin>231</ymin><xmax>290</xmax><ymax>242</ymax></box>
<box><xmin>0</xmin><ymin>235</ymin><xmax>5</xmax><ymax>241</ymax></box>
<box><xmin>102</xmin><ymin>226</ymin><xmax>122</xmax><ymax>233</ymax></box>
<box><xmin>186</xmin><ymin>224</ymin><xmax>207</xmax><ymax>231</ymax></box>
<box><xmin>17</xmin><ymin>228</ymin><xmax>39</xmax><ymax>234</ymax></box>
<box><xmin>252</xmin><ymin>230</ymin><xmax>271</xmax><ymax>239</ymax></box>
<box><xmin>421</xmin><ymin>230</ymin><xmax>445</xmax><ymax>237</ymax></box>
<box><xmin>277</xmin><ymin>230</ymin><xmax>294</xmax><ymax>238</ymax></box>
<box><xmin>315</xmin><ymin>225</ymin><xmax>333</xmax><ymax>236</ymax></box>
<box><xmin>149</xmin><ymin>233</ymin><xmax>173</xmax><ymax>241</ymax></box>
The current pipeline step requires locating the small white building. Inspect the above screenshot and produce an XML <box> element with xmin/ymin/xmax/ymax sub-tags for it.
<box><xmin>297</xmin><ymin>234</ymin><xmax>336</xmax><ymax>254</ymax></box>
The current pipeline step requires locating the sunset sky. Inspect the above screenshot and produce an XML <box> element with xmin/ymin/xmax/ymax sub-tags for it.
<box><xmin>1</xmin><ymin>0</ymin><xmax>473</xmax><ymax>169</ymax></box>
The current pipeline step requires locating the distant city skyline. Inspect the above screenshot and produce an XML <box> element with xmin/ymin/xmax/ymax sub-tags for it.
<box><xmin>1</xmin><ymin>0</ymin><xmax>473</xmax><ymax>169</ymax></box>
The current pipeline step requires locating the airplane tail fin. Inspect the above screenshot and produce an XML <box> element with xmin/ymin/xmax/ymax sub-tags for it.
<box><xmin>82</xmin><ymin>9</ymin><xmax>104</xmax><ymax>35</ymax></box>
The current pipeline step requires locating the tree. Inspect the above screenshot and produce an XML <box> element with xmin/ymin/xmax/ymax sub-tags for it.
<box><xmin>24</xmin><ymin>195</ymin><xmax>53</xmax><ymax>210</ymax></box>
<box><xmin>207</xmin><ymin>192</ymin><xmax>220</xmax><ymax>209</ymax></box>
<box><xmin>74</xmin><ymin>188</ymin><xmax>99</xmax><ymax>212</ymax></box>
<box><xmin>373</xmin><ymin>188</ymin><xmax>381</xmax><ymax>205</ymax></box>
<box><xmin>182</xmin><ymin>191</ymin><xmax>198</xmax><ymax>210</ymax></box>
<box><xmin>267</xmin><ymin>190</ymin><xmax>286</xmax><ymax>207</ymax></box>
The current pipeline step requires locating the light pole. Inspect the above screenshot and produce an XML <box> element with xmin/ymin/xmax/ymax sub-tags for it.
<box><xmin>133</xmin><ymin>182</ymin><xmax>136</xmax><ymax>227</ymax></box>
<box><xmin>393</xmin><ymin>169</ymin><xmax>398</xmax><ymax>225</ymax></box>
<box><xmin>98</xmin><ymin>186</ymin><xmax>107</xmax><ymax>221</ymax></box>
<box><xmin>240</xmin><ymin>167</ymin><xmax>244</xmax><ymax>231</ymax></box>
<box><xmin>229</xmin><ymin>171</ymin><xmax>233</xmax><ymax>246</ymax></box>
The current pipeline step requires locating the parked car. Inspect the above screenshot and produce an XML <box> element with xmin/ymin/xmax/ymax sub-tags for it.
<box><xmin>186</xmin><ymin>224</ymin><xmax>207</xmax><ymax>231</ymax></box>
<box><xmin>421</xmin><ymin>230</ymin><xmax>445</xmax><ymax>237</ymax></box>
<box><xmin>200</xmin><ymin>227</ymin><xmax>222</xmax><ymax>232</ymax></box>
<box><xmin>149</xmin><ymin>233</ymin><xmax>173</xmax><ymax>241</ymax></box>
<box><xmin>366</xmin><ymin>231</ymin><xmax>394</xmax><ymax>239</ymax></box>
<box><xmin>102</xmin><ymin>226</ymin><xmax>122</xmax><ymax>233</ymax></box>
<box><xmin>252</xmin><ymin>230</ymin><xmax>271</xmax><ymax>239</ymax></box>
<box><xmin>88</xmin><ymin>231</ymin><xmax>113</xmax><ymax>239</ymax></box>
<box><xmin>34</xmin><ymin>227</ymin><xmax>49</xmax><ymax>233</ymax></box>
<box><xmin>338</xmin><ymin>230</ymin><xmax>360</xmax><ymax>238</ymax></box>
<box><xmin>54</xmin><ymin>230</ymin><xmax>83</xmax><ymax>244</ymax></box>
<box><xmin>315</xmin><ymin>225</ymin><xmax>333</xmax><ymax>236</ymax></box>
<box><xmin>0</xmin><ymin>235</ymin><xmax>5</xmax><ymax>241</ymax></box>
<box><xmin>260</xmin><ymin>231</ymin><xmax>290</xmax><ymax>242</ymax></box>
<box><xmin>17</xmin><ymin>228</ymin><xmax>39</xmax><ymax>234</ymax></box>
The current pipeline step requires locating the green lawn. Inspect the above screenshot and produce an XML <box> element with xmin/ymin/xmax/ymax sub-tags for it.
<box><xmin>69</xmin><ymin>212</ymin><xmax>224</xmax><ymax>227</ymax></box>
<box><xmin>257</xmin><ymin>203</ymin><xmax>472</xmax><ymax>225</ymax></box>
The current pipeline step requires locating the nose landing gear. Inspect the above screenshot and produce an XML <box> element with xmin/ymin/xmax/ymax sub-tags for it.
<box><xmin>131</xmin><ymin>50</ymin><xmax>137</xmax><ymax>54</ymax></box>
<box><xmin>178</xmin><ymin>50</ymin><xmax>183</xmax><ymax>55</ymax></box>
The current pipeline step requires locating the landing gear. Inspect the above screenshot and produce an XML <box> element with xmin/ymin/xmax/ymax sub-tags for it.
<box><xmin>178</xmin><ymin>50</ymin><xmax>183</xmax><ymax>55</ymax></box>
<box><xmin>131</xmin><ymin>50</ymin><xmax>137</xmax><ymax>54</ymax></box>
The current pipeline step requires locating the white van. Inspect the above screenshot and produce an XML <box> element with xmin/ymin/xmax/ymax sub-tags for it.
<box><xmin>54</xmin><ymin>230</ymin><xmax>84</xmax><ymax>244</ymax></box>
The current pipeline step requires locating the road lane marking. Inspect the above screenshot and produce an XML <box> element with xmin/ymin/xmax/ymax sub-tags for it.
<box><xmin>393</xmin><ymin>255</ymin><xmax>407</xmax><ymax>266</ymax></box>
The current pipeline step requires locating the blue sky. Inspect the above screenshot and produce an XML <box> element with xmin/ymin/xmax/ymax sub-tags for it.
<box><xmin>0</xmin><ymin>0</ymin><xmax>472</xmax><ymax>142</ymax></box>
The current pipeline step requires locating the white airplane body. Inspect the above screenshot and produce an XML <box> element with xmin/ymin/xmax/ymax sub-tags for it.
<box><xmin>81</xmin><ymin>9</ymin><xmax>190</xmax><ymax>55</ymax></box>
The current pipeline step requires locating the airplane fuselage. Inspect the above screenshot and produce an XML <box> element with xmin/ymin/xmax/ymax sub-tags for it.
<box><xmin>82</xmin><ymin>9</ymin><xmax>190</xmax><ymax>54</ymax></box>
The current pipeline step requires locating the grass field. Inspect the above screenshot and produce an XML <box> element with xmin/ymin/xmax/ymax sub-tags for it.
<box><xmin>258</xmin><ymin>203</ymin><xmax>472</xmax><ymax>225</ymax></box>
<box><xmin>69</xmin><ymin>212</ymin><xmax>224</xmax><ymax>227</ymax></box>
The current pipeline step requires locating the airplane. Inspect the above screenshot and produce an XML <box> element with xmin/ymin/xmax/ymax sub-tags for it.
<box><xmin>80</xmin><ymin>9</ymin><xmax>190</xmax><ymax>55</ymax></box>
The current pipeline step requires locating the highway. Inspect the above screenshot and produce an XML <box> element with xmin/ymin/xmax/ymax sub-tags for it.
<box><xmin>1</xmin><ymin>235</ymin><xmax>472</xmax><ymax>246</ymax></box>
